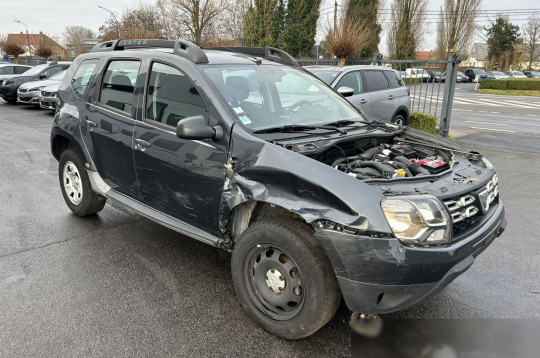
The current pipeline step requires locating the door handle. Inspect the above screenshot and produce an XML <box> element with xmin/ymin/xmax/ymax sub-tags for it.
<box><xmin>388</xmin><ymin>95</ymin><xmax>394</xmax><ymax>99</ymax></box>
<box><xmin>359</xmin><ymin>99</ymin><xmax>368</xmax><ymax>104</ymax></box>
<box><xmin>135</xmin><ymin>138</ymin><xmax>151</xmax><ymax>150</ymax></box>
<box><xmin>85</xmin><ymin>120</ymin><xmax>97</xmax><ymax>127</ymax></box>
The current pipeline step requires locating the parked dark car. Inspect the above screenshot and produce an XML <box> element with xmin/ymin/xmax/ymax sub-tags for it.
<box><xmin>464</xmin><ymin>68</ymin><xmax>489</xmax><ymax>82</ymax></box>
<box><xmin>524</xmin><ymin>71</ymin><xmax>540</xmax><ymax>78</ymax></box>
<box><xmin>50</xmin><ymin>39</ymin><xmax>506</xmax><ymax>339</ymax></box>
<box><xmin>427</xmin><ymin>70</ymin><xmax>443</xmax><ymax>82</ymax></box>
<box><xmin>0</xmin><ymin>61</ymin><xmax>71</xmax><ymax>103</ymax></box>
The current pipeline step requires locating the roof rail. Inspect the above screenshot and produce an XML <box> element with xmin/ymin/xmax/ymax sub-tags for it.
<box><xmin>90</xmin><ymin>39</ymin><xmax>209</xmax><ymax>64</ymax></box>
<box><xmin>209</xmin><ymin>46</ymin><xmax>298</xmax><ymax>67</ymax></box>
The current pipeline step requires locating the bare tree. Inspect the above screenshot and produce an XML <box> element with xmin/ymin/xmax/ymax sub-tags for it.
<box><xmin>522</xmin><ymin>14</ymin><xmax>540</xmax><ymax>70</ymax></box>
<box><xmin>156</xmin><ymin>0</ymin><xmax>229</xmax><ymax>44</ymax></box>
<box><xmin>325</xmin><ymin>16</ymin><xmax>372</xmax><ymax>66</ymax></box>
<box><xmin>387</xmin><ymin>0</ymin><xmax>427</xmax><ymax>59</ymax></box>
<box><xmin>64</xmin><ymin>26</ymin><xmax>95</xmax><ymax>56</ymax></box>
<box><xmin>435</xmin><ymin>0</ymin><xmax>481</xmax><ymax>59</ymax></box>
<box><xmin>99</xmin><ymin>3</ymin><xmax>166</xmax><ymax>41</ymax></box>
<box><xmin>0</xmin><ymin>35</ymin><xmax>25</xmax><ymax>63</ymax></box>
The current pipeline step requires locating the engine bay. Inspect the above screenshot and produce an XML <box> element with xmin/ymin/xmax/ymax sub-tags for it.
<box><xmin>310</xmin><ymin>138</ymin><xmax>453</xmax><ymax>180</ymax></box>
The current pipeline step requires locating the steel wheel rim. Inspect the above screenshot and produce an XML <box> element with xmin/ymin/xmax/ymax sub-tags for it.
<box><xmin>244</xmin><ymin>244</ymin><xmax>305</xmax><ymax>321</ymax></box>
<box><xmin>63</xmin><ymin>161</ymin><xmax>83</xmax><ymax>205</ymax></box>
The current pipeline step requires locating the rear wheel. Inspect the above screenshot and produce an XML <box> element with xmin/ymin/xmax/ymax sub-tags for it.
<box><xmin>231</xmin><ymin>219</ymin><xmax>341</xmax><ymax>339</ymax></box>
<box><xmin>391</xmin><ymin>113</ymin><xmax>408</xmax><ymax>126</ymax></box>
<box><xmin>59</xmin><ymin>149</ymin><xmax>106</xmax><ymax>216</ymax></box>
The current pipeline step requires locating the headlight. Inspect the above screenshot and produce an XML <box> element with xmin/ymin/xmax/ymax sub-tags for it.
<box><xmin>381</xmin><ymin>195</ymin><xmax>452</xmax><ymax>245</ymax></box>
<box><xmin>28</xmin><ymin>87</ymin><xmax>44</xmax><ymax>92</ymax></box>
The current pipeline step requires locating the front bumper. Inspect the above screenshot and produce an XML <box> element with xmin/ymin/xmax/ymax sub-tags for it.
<box><xmin>17</xmin><ymin>90</ymin><xmax>40</xmax><ymax>104</ymax></box>
<box><xmin>39</xmin><ymin>96</ymin><xmax>58</xmax><ymax>110</ymax></box>
<box><xmin>0</xmin><ymin>85</ymin><xmax>17</xmax><ymax>100</ymax></box>
<box><xmin>314</xmin><ymin>201</ymin><xmax>506</xmax><ymax>314</ymax></box>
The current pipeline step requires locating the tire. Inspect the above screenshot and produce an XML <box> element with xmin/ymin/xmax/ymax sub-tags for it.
<box><xmin>58</xmin><ymin>149</ymin><xmax>106</xmax><ymax>216</ymax></box>
<box><xmin>3</xmin><ymin>97</ymin><xmax>16</xmax><ymax>104</ymax></box>
<box><xmin>231</xmin><ymin>219</ymin><xmax>341</xmax><ymax>339</ymax></box>
<box><xmin>391</xmin><ymin>113</ymin><xmax>408</xmax><ymax>126</ymax></box>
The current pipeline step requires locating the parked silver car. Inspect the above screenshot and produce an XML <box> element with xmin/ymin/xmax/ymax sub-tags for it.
<box><xmin>305</xmin><ymin>65</ymin><xmax>411</xmax><ymax>125</ymax></box>
<box><xmin>39</xmin><ymin>84</ymin><xmax>60</xmax><ymax>110</ymax></box>
<box><xmin>17</xmin><ymin>70</ymin><xmax>67</xmax><ymax>105</ymax></box>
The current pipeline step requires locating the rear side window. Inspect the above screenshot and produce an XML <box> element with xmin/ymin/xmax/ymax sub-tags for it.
<box><xmin>335</xmin><ymin>71</ymin><xmax>363</xmax><ymax>94</ymax></box>
<box><xmin>71</xmin><ymin>59</ymin><xmax>99</xmax><ymax>98</ymax></box>
<box><xmin>145</xmin><ymin>62</ymin><xmax>207</xmax><ymax>127</ymax></box>
<box><xmin>363</xmin><ymin>70</ymin><xmax>390</xmax><ymax>92</ymax></box>
<box><xmin>0</xmin><ymin>66</ymin><xmax>14</xmax><ymax>75</ymax></box>
<box><xmin>15</xmin><ymin>66</ymin><xmax>29</xmax><ymax>74</ymax></box>
<box><xmin>99</xmin><ymin>60</ymin><xmax>140</xmax><ymax>114</ymax></box>
<box><xmin>384</xmin><ymin>71</ymin><xmax>404</xmax><ymax>88</ymax></box>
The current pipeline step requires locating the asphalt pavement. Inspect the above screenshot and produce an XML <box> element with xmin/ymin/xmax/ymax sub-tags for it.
<box><xmin>0</xmin><ymin>98</ymin><xmax>539</xmax><ymax>357</ymax></box>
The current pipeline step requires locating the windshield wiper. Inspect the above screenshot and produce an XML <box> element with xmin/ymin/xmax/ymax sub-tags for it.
<box><xmin>253</xmin><ymin>124</ymin><xmax>347</xmax><ymax>134</ymax></box>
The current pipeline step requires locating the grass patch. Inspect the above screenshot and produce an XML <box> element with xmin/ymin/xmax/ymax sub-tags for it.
<box><xmin>476</xmin><ymin>89</ymin><xmax>540</xmax><ymax>97</ymax></box>
<box><xmin>409</xmin><ymin>112</ymin><xmax>439</xmax><ymax>135</ymax></box>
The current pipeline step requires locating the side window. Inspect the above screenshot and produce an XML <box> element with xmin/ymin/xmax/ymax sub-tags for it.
<box><xmin>335</xmin><ymin>71</ymin><xmax>363</xmax><ymax>94</ymax></box>
<box><xmin>71</xmin><ymin>59</ymin><xmax>99</xmax><ymax>98</ymax></box>
<box><xmin>363</xmin><ymin>71</ymin><xmax>390</xmax><ymax>92</ymax></box>
<box><xmin>145</xmin><ymin>62</ymin><xmax>207</xmax><ymax>127</ymax></box>
<box><xmin>384</xmin><ymin>71</ymin><xmax>404</xmax><ymax>88</ymax></box>
<box><xmin>0</xmin><ymin>66</ymin><xmax>14</xmax><ymax>75</ymax></box>
<box><xmin>99</xmin><ymin>60</ymin><xmax>140</xmax><ymax>114</ymax></box>
<box><xmin>42</xmin><ymin>66</ymin><xmax>62</xmax><ymax>78</ymax></box>
<box><xmin>15</xmin><ymin>66</ymin><xmax>28</xmax><ymax>74</ymax></box>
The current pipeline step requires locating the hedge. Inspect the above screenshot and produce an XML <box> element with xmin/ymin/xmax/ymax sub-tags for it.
<box><xmin>480</xmin><ymin>78</ymin><xmax>540</xmax><ymax>90</ymax></box>
<box><xmin>403</xmin><ymin>77</ymin><xmax>423</xmax><ymax>85</ymax></box>
<box><xmin>408</xmin><ymin>112</ymin><xmax>439</xmax><ymax>135</ymax></box>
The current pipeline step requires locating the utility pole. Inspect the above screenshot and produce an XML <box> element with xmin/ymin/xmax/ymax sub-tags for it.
<box><xmin>13</xmin><ymin>20</ymin><xmax>31</xmax><ymax>58</ymax></box>
<box><xmin>98</xmin><ymin>5</ymin><xmax>121</xmax><ymax>38</ymax></box>
<box><xmin>334</xmin><ymin>1</ymin><xmax>338</xmax><ymax>29</ymax></box>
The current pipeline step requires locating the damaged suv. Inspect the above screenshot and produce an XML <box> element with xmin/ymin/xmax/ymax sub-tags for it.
<box><xmin>50</xmin><ymin>40</ymin><xmax>506</xmax><ymax>339</ymax></box>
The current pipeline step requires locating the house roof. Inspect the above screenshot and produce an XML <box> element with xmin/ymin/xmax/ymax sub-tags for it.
<box><xmin>6</xmin><ymin>32</ymin><xmax>64</xmax><ymax>50</ymax></box>
<box><xmin>415</xmin><ymin>51</ymin><xmax>433</xmax><ymax>60</ymax></box>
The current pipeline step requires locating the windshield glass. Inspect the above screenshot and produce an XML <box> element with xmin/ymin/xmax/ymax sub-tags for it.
<box><xmin>473</xmin><ymin>69</ymin><xmax>487</xmax><ymax>75</ymax></box>
<box><xmin>22</xmin><ymin>64</ymin><xmax>49</xmax><ymax>76</ymax></box>
<box><xmin>492</xmin><ymin>71</ymin><xmax>505</xmax><ymax>75</ymax></box>
<box><xmin>50</xmin><ymin>70</ymin><xmax>67</xmax><ymax>81</ymax></box>
<box><xmin>306</xmin><ymin>69</ymin><xmax>341</xmax><ymax>85</ymax></box>
<box><xmin>529</xmin><ymin>72</ymin><xmax>540</xmax><ymax>75</ymax></box>
<box><xmin>457</xmin><ymin>71</ymin><xmax>465</xmax><ymax>76</ymax></box>
<box><xmin>203</xmin><ymin>65</ymin><xmax>362</xmax><ymax>131</ymax></box>
<box><xmin>512</xmin><ymin>71</ymin><xmax>524</xmax><ymax>75</ymax></box>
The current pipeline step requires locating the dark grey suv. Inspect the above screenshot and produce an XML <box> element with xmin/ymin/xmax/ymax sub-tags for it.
<box><xmin>50</xmin><ymin>39</ymin><xmax>506</xmax><ymax>339</ymax></box>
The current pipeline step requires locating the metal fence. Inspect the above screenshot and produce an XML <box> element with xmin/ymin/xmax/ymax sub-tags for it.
<box><xmin>297</xmin><ymin>53</ymin><xmax>460</xmax><ymax>137</ymax></box>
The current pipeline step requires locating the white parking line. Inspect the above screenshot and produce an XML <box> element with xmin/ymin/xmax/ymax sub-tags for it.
<box><xmin>465</xmin><ymin>121</ymin><xmax>507</xmax><ymax>126</ymax></box>
<box><xmin>469</xmin><ymin>127</ymin><xmax>516</xmax><ymax>133</ymax></box>
<box><xmin>499</xmin><ymin>100</ymin><xmax>540</xmax><ymax>109</ymax></box>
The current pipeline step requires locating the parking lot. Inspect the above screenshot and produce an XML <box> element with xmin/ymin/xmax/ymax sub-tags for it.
<box><xmin>0</xmin><ymin>100</ymin><xmax>539</xmax><ymax>357</ymax></box>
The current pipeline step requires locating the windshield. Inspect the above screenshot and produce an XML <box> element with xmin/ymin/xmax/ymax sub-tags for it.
<box><xmin>512</xmin><ymin>71</ymin><xmax>524</xmax><ymax>75</ymax></box>
<box><xmin>492</xmin><ymin>71</ymin><xmax>505</xmax><ymax>75</ymax></box>
<box><xmin>50</xmin><ymin>70</ymin><xmax>67</xmax><ymax>81</ymax></box>
<box><xmin>457</xmin><ymin>71</ymin><xmax>465</xmax><ymax>76</ymax></box>
<box><xmin>306</xmin><ymin>69</ymin><xmax>341</xmax><ymax>85</ymax></box>
<box><xmin>473</xmin><ymin>69</ymin><xmax>487</xmax><ymax>75</ymax></box>
<box><xmin>203</xmin><ymin>65</ymin><xmax>363</xmax><ymax>131</ymax></box>
<box><xmin>529</xmin><ymin>71</ymin><xmax>540</xmax><ymax>75</ymax></box>
<box><xmin>22</xmin><ymin>64</ymin><xmax>49</xmax><ymax>76</ymax></box>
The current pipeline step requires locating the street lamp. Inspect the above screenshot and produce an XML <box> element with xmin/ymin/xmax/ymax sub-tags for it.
<box><xmin>13</xmin><ymin>20</ymin><xmax>32</xmax><ymax>58</ymax></box>
<box><xmin>98</xmin><ymin>5</ymin><xmax>121</xmax><ymax>39</ymax></box>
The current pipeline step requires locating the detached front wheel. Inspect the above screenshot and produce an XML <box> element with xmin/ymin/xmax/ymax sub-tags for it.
<box><xmin>231</xmin><ymin>219</ymin><xmax>341</xmax><ymax>339</ymax></box>
<box><xmin>59</xmin><ymin>149</ymin><xmax>106</xmax><ymax>216</ymax></box>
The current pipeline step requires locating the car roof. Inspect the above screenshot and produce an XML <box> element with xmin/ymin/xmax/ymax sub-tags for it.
<box><xmin>0</xmin><ymin>63</ymin><xmax>31</xmax><ymax>68</ymax></box>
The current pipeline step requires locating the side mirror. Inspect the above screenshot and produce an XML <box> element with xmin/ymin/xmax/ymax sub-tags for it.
<box><xmin>176</xmin><ymin>115</ymin><xmax>223</xmax><ymax>140</ymax></box>
<box><xmin>337</xmin><ymin>86</ymin><xmax>355</xmax><ymax>97</ymax></box>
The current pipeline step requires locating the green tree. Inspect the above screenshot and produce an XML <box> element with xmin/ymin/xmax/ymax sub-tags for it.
<box><xmin>387</xmin><ymin>0</ymin><xmax>427</xmax><ymax>59</ymax></box>
<box><xmin>281</xmin><ymin>0</ymin><xmax>322</xmax><ymax>57</ymax></box>
<box><xmin>244</xmin><ymin>0</ymin><xmax>285</xmax><ymax>47</ymax></box>
<box><xmin>346</xmin><ymin>0</ymin><xmax>381</xmax><ymax>58</ymax></box>
<box><xmin>485</xmin><ymin>17</ymin><xmax>521</xmax><ymax>70</ymax></box>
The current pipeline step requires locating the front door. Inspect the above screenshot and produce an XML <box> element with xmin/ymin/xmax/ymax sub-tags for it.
<box><xmin>333</xmin><ymin>71</ymin><xmax>369</xmax><ymax>114</ymax></box>
<box><xmin>81</xmin><ymin>59</ymin><xmax>141</xmax><ymax>197</ymax></box>
<box><xmin>133</xmin><ymin>61</ymin><xmax>228</xmax><ymax>235</ymax></box>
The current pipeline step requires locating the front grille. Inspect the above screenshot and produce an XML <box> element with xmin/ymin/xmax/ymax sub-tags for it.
<box><xmin>19</xmin><ymin>97</ymin><xmax>32</xmax><ymax>102</ymax></box>
<box><xmin>19</xmin><ymin>88</ymin><xmax>28</xmax><ymax>93</ymax></box>
<box><xmin>443</xmin><ymin>174</ymin><xmax>500</xmax><ymax>238</ymax></box>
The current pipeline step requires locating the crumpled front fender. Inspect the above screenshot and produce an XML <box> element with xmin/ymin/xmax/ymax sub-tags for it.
<box><xmin>220</xmin><ymin>127</ymin><xmax>393</xmax><ymax>234</ymax></box>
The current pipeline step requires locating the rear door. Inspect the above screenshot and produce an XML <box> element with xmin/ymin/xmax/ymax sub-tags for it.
<box><xmin>384</xmin><ymin>70</ymin><xmax>409</xmax><ymax>116</ymax></box>
<box><xmin>81</xmin><ymin>58</ymin><xmax>141</xmax><ymax>198</ymax></box>
<box><xmin>333</xmin><ymin>71</ymin><xmax>368</xmax><ymax>113</ymax></box>
<box><xmin>133</xmin><ymin>60</ymin><xmax>229</xmax><ymax>235</ymax></box>
<box><xmin>360</xmin><ymin>70</ymin><xmax>396</xmax><ymax>121</ymax></box>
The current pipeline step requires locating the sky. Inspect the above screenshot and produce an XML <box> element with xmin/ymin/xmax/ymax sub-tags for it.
<box><xmin>1</xmin><ymin>0</ymin><xmax>538</xmax><ymax>54</ymax></box>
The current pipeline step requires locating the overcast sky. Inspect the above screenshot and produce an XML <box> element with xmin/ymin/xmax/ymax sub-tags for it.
<box><xmin>1</xmin><ymin>0</ymin><xmax>538</xmax><ymax>54</ymax></box>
